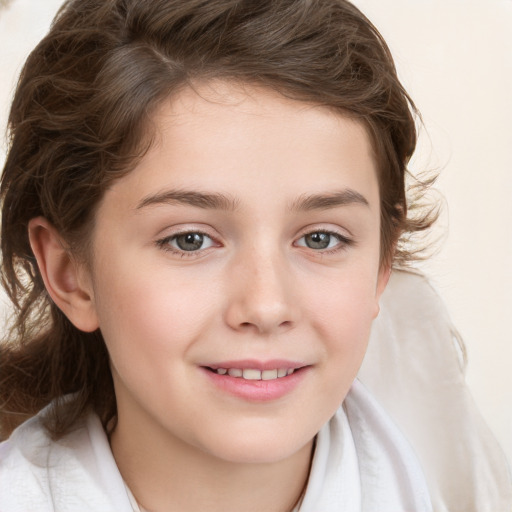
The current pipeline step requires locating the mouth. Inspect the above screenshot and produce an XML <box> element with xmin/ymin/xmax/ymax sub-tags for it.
<box><xmin>204</xmin><ymin>366</ymin><xmax>297</xmax><ymax>381</ymax></box>
<box><xmin>200</xmin><ymin>361</ymin><xmax>309</xmax><ymax>401</ymax></box>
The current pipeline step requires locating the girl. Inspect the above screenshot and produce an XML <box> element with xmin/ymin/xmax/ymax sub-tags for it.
<box><xmin>0</xmin><ymin>1</ymin><xmax>510</xmax><ymax>510</ymax></box>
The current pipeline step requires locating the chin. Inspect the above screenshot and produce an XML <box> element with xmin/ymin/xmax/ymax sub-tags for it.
<box><xmin>198</xmin><ymin>427</ymin><xmax>314</xmax><ymax>465</ymax></box>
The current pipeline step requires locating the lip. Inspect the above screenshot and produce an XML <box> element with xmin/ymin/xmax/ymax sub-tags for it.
<box><xmin>200</xmin><ymin>359</ymin><xmax>310</xmax><ymax>402</ymax></box>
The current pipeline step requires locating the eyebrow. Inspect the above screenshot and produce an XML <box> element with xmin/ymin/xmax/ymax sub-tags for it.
<box><xmin>289</xmin><ymin>189</ymin><xmax>369</xmax><ymax>211</ymax></box>
<box><xmin>136</xmin><ymin>190</ymin><xmax>239</xmax><ymax>211</ymax></box>
<box><xmin>136</xmin><ymin>187</ymin><xmax>369</xmax><ymax>212</ymax></box>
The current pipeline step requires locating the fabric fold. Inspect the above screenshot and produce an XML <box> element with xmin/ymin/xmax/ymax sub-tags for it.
<box><xmin>299</xmin><ymin>379</ymin><xmax>432</xmax><ymax>512</ymax></box>
<box><xmin>359</xmin><ymin>270</ymin><xmax>512</xmax><ymax>511</ymax></box>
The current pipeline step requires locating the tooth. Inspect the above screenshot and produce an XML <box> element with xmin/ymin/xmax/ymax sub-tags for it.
<box><xmin>243</xmin><ymin>369</ymin><xmax>262</xmax><ymax>380</ymax></box>
<box><xmin>262</xmin><ymin>369</ymin><xmax>278</xmax><ymax>380</ymax></box>
<box><xmin>216</xmin><ymin>368</ymin><xmax>227</xmax><ymax>375</ymax></box>
<box><xmin>228</xmin><ymin>368</ymin><xmax>243</xmax><ymax>377</ymax></box>
<box><xmin>277</xmin><ymin>369</ymin><xmax>287</xmax><ymax>378</ymax></box>
<box><xmin>286</xmin><ymin>368</ymin><xmax>295</xmax><ymax>375</ymax></box>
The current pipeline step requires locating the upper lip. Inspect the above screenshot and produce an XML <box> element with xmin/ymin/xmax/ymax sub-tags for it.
<box><xmin>202</xmin><ymin>359</ymin><xmax>307</xmax><ymax>371</ymax></box>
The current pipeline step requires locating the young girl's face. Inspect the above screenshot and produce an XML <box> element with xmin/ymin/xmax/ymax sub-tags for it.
<box><xmin>84</xmin><ymin>82</ymin><xmax>387</xmax><ymax>464</ymax></box>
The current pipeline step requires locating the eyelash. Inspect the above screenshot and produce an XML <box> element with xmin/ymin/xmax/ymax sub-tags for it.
<box><xmin>295</xmin><ymin>230</ymin><xmax>354</xmax><ymax>254</ymax></box>
<box><xmin>156</xmin><ymin>230</ymin><xmax>218</xmax><ymax>258</ymax></box>
<box><xmin>156</xmin><ymin>229</ymin><xmax>354</xmax><ymax>257</ymax></box>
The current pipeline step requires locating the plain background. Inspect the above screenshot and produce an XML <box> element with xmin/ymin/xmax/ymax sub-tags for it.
<box><xmin>1</xmin><ymin>0</ymin><xmax>511</xmax><ymax>465</ymax></box>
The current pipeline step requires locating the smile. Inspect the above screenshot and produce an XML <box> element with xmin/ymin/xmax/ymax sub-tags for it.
<box><xmin>202</xmin><ymin>361</ymin><xmax>308</xmax><ymax>402</ymax></box>
<box><xmin>212</xmin><ymin>368</ymin><xmax>295</xmax><ymax>380</ymax></box>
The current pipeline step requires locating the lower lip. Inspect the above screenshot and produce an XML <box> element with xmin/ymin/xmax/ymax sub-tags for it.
<box><xmin>201</xmin><ymin>367</ymin><xmax>309</xmax><ymax>402</ymax></box>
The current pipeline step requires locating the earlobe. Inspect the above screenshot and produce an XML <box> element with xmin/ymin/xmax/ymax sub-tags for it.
<box><xmin>28</xmin><ymin>217</ymin><xmax>99</xmax><ymax>332</ymax></box>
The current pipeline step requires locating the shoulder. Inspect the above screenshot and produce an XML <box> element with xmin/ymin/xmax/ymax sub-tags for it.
<box><xmin>360</xmin><ymin>269</ymin><xmax>512</xmax><ymax>511</ymax></box>
<box><xmin>0</xmin><ymin>411</ymin><xmax>55</xmax><ymax>511</ymax></box>
<box><xmin>0</xmin><ymin>403</ymin><xmax>131</xmax><ymax>512</ymax></box>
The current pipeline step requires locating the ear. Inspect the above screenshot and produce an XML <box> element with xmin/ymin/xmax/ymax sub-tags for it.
<box><xmin>28</xmin><ymin>217</ymin><xmax>99</xmax><ymax>332</ymax></box>
<box><xmin>372</xmin><ymin>263</ymin><xmax>392</xmax><ymax>319</ymax></box>
<box><xmin>376</xmin><ymin>263</ymin><xmax>392</xmax><ymax>298</ymax></box>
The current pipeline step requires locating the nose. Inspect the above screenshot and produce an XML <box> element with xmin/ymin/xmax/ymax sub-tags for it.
<box><xmin>224</xmin><ymin>248</ymin><xmax>299</xmax><ymax>336</ymax></box>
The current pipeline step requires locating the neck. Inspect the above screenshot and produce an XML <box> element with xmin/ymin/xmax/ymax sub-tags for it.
<box><xmin>110</xmin><ymin>409</ymin><xmax>314</xmax><ymax>512</ymax></box>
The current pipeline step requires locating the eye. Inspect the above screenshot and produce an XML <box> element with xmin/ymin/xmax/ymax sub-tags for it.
<box><xmin>159</xmin><ymin>232</ymin><xmax>216</xmax><ymax>253</ymax></box>
<box><xmin>295</xmin><ymin>231</ymin><xmax>350</xmax><ymax>251</ymax></box>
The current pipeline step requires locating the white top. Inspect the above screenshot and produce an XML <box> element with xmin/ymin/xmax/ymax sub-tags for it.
<box><xmin>0</xmin><ymin>379</ymin><xmax>432</xmax><ymax>512</ymax></box>
<box><xmin>359</xmin><ymin>270</ymin><xmax>512</xmax><ymax>511</ymax></box>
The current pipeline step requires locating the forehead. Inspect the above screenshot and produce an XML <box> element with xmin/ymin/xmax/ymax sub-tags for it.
<box><xmin>99</xmin><ymin>82</ymin><xmax>379</xmax><ymax>218</ymax></box>
<box><xmin>137</xmin><ymin>83</ymin><xmax>375</xmax><ymax>188</ymax></box>
<box><xmin>159</xmin><ymin>81</ymin><xmax>373</xmax><ymax>151</ymax></box>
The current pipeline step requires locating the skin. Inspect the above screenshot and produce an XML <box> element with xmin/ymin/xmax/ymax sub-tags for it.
<box><xmin>30</xmin><ymin>82</ymin><xmax>389</xmax><ymax>512</ymax></box>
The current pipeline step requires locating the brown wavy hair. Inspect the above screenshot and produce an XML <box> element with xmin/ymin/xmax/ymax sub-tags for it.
<box><xmin>0</xmin><ymin>0</ymin><xmax>436</xmax><ymax>439</ymax></box>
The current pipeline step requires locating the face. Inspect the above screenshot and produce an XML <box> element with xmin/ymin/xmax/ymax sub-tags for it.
<box><xmin>86</xmin><ymin>82</ymin><xmax>387</xmax><ymax>464</ymax></box>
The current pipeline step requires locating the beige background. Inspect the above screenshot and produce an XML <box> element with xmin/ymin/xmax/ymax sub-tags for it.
<box><xmin>352</xmin><ymin>0</ymin><xmax>512</xmax><ymax>465</ymax></box>
<box><xmin>1</xmin><ymin>0</ymin><xmax>511</xmax><ymax>465</ymax></box>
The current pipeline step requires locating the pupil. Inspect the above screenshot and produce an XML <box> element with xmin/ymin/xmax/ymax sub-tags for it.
<box><xmin>306</xmin><ymin>232</ymin><xmax>330</xmax><ymax>249</ymax></box>
<box><xmin>176</xmin><ymin>233</ymin><xmax>203</xmax><ymax>251</ymax></box>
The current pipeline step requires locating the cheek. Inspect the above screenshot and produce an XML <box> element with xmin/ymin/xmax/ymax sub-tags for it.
<box><xmin>92</xmin><ymin>270</ymin><xmax>217</xmax><ymax>419</ymax></box>
<box><xmin>305</xmin><ymin>270</ymin><xmax>379</xmax><ymax>380</ymax></box>
<box><xmin>91</xmin><ymin>259</ymin><xmax>215</xmax><ymax>367</ymax></box>
<box><xmin>310</xmin><ymin>270</ymin><xmax>379</xmax><ymax>339</ymax></box>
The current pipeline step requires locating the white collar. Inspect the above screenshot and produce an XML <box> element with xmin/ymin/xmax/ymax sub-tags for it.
<box><xmin>299</xmin><ymin>379</ymin><xmax>432</xmax><ymax>512</ymax></box>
